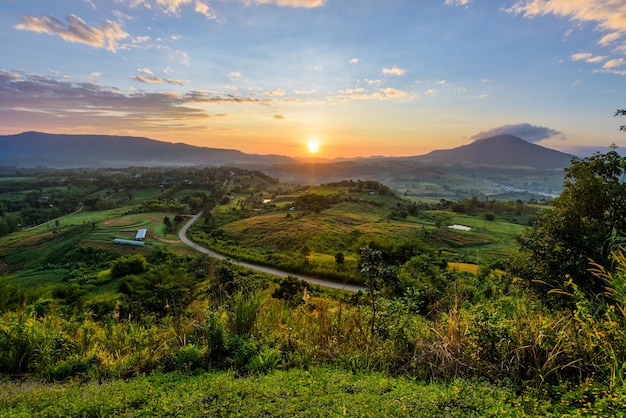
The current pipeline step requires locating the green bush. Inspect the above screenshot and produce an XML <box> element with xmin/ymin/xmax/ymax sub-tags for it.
<box><xmin>110</xmin><ymin>254</ymin><xmax>147</xmax><ymax>278</ymax></box>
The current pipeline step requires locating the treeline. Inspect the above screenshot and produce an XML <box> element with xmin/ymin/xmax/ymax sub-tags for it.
<box><xmin>324</xmin><ymin>180</ymin><xmax>395</xmax><ymax>196</ymax></box>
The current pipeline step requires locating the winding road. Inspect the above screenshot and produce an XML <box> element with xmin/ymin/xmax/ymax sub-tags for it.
<box><xmin>179</xmin><ymin>211</ymin><xmax>366</xmax><ymax>292</ymax></box>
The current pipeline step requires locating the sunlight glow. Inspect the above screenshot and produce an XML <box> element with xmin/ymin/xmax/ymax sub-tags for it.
<box><xmin>307</xmin><ymin>139</ymin><xmax>320</xmax><ymax>154</ymax></box>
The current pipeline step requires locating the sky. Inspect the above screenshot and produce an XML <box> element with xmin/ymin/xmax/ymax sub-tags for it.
<box><xmin>0</xmin><ymin>0</ymin><xmax>625</xmax><ymax>159</ymax></box>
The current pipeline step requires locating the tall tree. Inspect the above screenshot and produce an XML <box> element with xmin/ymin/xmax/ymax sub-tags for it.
<box><xmin>514</xmin><ymin>150</ymin><xmax>626</xmax><ymax>297</ymax></box>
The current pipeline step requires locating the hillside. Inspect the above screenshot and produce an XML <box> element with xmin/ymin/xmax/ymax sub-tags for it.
<box><xmin>0</xmin><ymin>131</ymin><xmax>295</xmax><ymax>168</ymax></box>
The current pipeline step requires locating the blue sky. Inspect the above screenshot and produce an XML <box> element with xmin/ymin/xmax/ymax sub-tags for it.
<box><xmin>0</xmin><ymin>0</ymin><xmax>625</xmax><ymax>158</ymax></box>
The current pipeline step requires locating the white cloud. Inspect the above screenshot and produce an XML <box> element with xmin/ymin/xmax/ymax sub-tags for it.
<box><xmin>119</xmin><ymin>0</ymin><xmax>216</xmax><ymax>18</ymax></box>
<box><xmin>264</xmin><ymin>88</ymin><xmax>286</xmax><ymax>96</ymax></box>
<box><xmin>229</xmin><ymin>71</ymin><xmax>242</xmax><ymax>80</ymax></box>
<box><xmin>444</xmin><ymin>0</ymin><xmax>471</xmax><ymax>6</ymax></box>
<box><xmin>571</xmin><ymin>52</ymin><xmax>606</xmax><ymax>63</ymax></box>
<box><xmin>246</xmin><ymin>0</ymin><xmax>325</xmax><ymax>8</ymax></box>
<box><xmin>504</xmin><ymin>1</ymin><xmax>626</xmax><ymax>63</ymax></box>
<box><xmin>330</xmin><ymin>87</ymin><xmax>408</xmax><ymax>102</ymax></box>
<box><xmin>382</xmin><ymin>66</ymin><xmax>406</xmax><ymax>76</ymax></box>
<box><xmin>293</xmin><ymin>89</ymin><xmax>316</xmax><ymax>95</ymax></box>
<box><xmin>349</xmin><ymin>58</ymin><xmax>359</xmax><ymax>64</ymax></box>
<box><xmin>138</xmin><ymin>67</ymin><xmax>154</xmax><ymax>74</ymax></box>
<box><xmin>15</xmin><ymin>14</ymin><xmax>129</xmax><ymax>52</ymax></box>
<box><xmin>471</xmin><ymin>123</ymin><xmax>563</xmax><ymax>143</ymax></box>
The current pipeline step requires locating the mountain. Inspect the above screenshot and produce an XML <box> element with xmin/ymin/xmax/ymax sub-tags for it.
<box><xmin>0</xmin><ymin>132</ymin><xmax>295</xmax><ymax>168</ymax></box>
<box><xmin>416</xmin><ymin>134</ymin><xmax>574</xmax><ymax>169</ymax></box>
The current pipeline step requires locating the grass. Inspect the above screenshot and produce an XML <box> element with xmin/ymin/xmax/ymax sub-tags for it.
<box><xmin>0</xmin><ymin>368</ymin><xmax>532</xmax><ymax>417</ymax></box>
<box><xmin>3</xmin><ymin>367</ymin><xmax>624</xmax><ymax>416</ymax></box>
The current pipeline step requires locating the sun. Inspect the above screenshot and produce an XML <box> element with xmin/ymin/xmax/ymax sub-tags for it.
<box><xmin>307</xmin><ymin>139</ymin><xmax>320</xmax><ymax>154</ymax></box>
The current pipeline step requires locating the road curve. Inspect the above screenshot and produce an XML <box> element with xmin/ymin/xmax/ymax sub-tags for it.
<box><xmin>179</xmin><ymin>211</ymin><xmax>366</xmax><ymax>292</ymax></box>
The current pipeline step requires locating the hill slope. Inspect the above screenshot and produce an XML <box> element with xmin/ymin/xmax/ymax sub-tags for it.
<box><xmin>0</xmin><ymin>131</ymin><xmax>295</xmax><ymax>168</ymax></box>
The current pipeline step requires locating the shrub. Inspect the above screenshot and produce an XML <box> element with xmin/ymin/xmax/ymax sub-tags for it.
<box><xmin>229</xmin><ymin>292</ymin><xmax>262</xmax><ymax>337</ymax></box>
<box><xmin>110</xmin><ymin>254</ymin><xmax>147</xmax><ymax>278</ymax></box>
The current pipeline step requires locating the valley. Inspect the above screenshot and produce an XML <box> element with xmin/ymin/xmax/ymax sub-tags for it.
<box><xmin>1</xmin><ymin>140</ymin><xmax>625</xmax><ymax>416</ymax></box>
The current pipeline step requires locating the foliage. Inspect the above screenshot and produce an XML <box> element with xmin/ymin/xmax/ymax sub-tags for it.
<box><xmin>514</xmin><ymin>150</ymin><xmax>626</xmax><ymax>297</ymax></box>
<box><xmin>110</xmin><ymin>254</ymin><xmax>147</xmax><ymax>278</ymax></box>
<box><xmin>272</xmin><ymin>275</ymin><xmax>308</xmax><ymax>307</ymax></box>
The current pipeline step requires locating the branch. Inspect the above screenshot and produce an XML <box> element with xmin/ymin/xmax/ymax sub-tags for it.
<box><xmin>616</xmin><ymin>109</ymin><xmax>626</xmax><ymax>132</ymax></box>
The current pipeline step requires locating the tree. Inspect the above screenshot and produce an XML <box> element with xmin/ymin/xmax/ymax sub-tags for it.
<box><xmin>513</xmin><ymin>149</ymin><xmax>626</xmax><ymax>297</ymax></box>
<box><xmin>272</xmin><ymin>275</ymin><xmax>308</xmax><ymax>307</ymax></box>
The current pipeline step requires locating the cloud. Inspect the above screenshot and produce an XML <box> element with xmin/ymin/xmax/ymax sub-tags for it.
<box><xmin>444</xmin><ymin>0</ymin><xmax>471</xmax><ymax>6</ymax></box>
<box><xmin>0</xmin><ymin>69</ymin><xmax>267</xmax><ymax>135</ymax></box>
<box><xmin>15</xmin><ymin>14</ymin><xmax>128</xmax><ymax>52</ymax></box>
<box><xmin>246</xmin><ymin>0</ymin><xmax>325</xmax><ymax>8</ymax></box>
<box><xmin>264</xmin><ymin>88</ymin><xmax>286</xmax><ymax>96</ymax></box>
<box><xmin>120</xmin><ymin>0</ymin><xmax>216</xmax><ymax>18</ymax></box>
<box><xmin>330</xmin><ymin>87</ymin><xmax>407</xmax><ymax>102</ymax></box>
<box><xmin>603</xmin><ymin>58</ymin><xmax>624</xmax><ymax>69</ymax></box>
<box><xmin>504</xmin><ymin>1</ymin><xmax>626</xmax><ymax>52</ymax></box>
<box><xmin>471</xmin><ymin>123</ymin><xmax>563</xmax><ymax>143</ymax></box>
<box><xmin>132</xmin><ymin>75</ymin><xmax>188</xmax><ymax>85</ymax></box>
<box><xmin>571</xmin><ymin>52</ymin><xmax>607</xmax><ymax>64</ymax></box>
<box><xmin>273</xmin><ymin>114</ymin><xmax>285</xmax><ymax>119</ymax></box>
<box><xmin>599</xmin><ymin>31</ymin><xmax>622</xmax><ymax>46</ymax></box>
<box><xmin>349</xmin><ymin>58</ymin><xmax>359</xmax><ymax>64</ymax></box>
<box><xmin>229</xmin><ymin>72</ymin><xmax>242</xmax><ymax>80</ymax></box>
<box><xmin>293</xmin><ymin>89</ymin><xmax>316</xmax><ymax>95</ymax></box>
<box><xmin>194</xmin><ymin>1</ymin><xmax>217</xmax><ymax>18</ymax></box>
<box><xmin>382</xmin><ymin>66</ymin><xmax>406</xmax><ymax>76</ymax></box>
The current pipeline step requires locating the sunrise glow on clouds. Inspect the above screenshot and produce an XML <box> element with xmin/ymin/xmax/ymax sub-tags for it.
<box><xmin>1</xmin><ymin>0</ymin><xmax>625</xmax><ymax>158</ymax></box>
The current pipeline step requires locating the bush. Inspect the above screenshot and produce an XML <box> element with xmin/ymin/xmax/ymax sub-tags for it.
<box><xmin>110</xmin><ymin>254</ymin><xmax>147</xmax><ymax>278</ymax></box>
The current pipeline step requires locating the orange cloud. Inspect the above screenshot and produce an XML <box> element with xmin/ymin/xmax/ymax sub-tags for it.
<box><xmin>15</xmin><ymin>14</ymin><xmax>128</xmax><ymax>52</ymax></box>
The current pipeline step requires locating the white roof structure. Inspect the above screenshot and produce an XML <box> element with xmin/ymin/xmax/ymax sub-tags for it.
<box><xmin>448</xmin><ymin>224</ymin><xmax>471</xmax><ymax>231</ymax></box>
<box><xmin>135</xmin><ymin>228</ymin><xmax>147</xmax><ymax>240</ymax></box>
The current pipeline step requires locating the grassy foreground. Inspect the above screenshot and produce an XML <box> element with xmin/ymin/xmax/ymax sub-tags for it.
<box><xmin>0</xmin><ymin>368</ymin><xmax>561</xmax><ymax>417</ymax></box>
<box><xmin>3</xmin><ymin>368</ymin><xmax>626</xmax><ymax>417</ymax></box>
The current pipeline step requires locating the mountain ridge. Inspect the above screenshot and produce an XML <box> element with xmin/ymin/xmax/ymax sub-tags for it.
<box><xmin>0</xmin><ymin>131</ymin><xmax>575</xmax><ymax>170</ymax></box>
<box><xmin>0</xmin><ymin>131</ymin><xmax>295</xmax><ymax>168</ymax></box>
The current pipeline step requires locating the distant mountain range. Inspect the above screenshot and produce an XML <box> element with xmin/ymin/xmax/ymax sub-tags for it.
<box><xmin>0</xmin><ymin>131</ymin><xmax>575</xmax><ymax>170</ymax></box>
<box><xmin>0</xmin><ymin>131</ymin><xmax>295</xmax><ymax>168</ymax></box>
<box><xmin>1</xmin><ymin>131</ymin><xmax>575</xmax><ymax>199</ymax></box>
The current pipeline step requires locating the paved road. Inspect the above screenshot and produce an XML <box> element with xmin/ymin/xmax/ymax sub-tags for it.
<box><xmin>179</xmin><ymin>211</ymin><xmax>366</xmax><ymax>292</ymax></box>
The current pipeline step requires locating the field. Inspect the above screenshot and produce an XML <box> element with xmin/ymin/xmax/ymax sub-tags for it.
<box><xmin>190</xmin><ymin>183</ymin><xmax>531</xmax><ymax>285</ymax></box>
